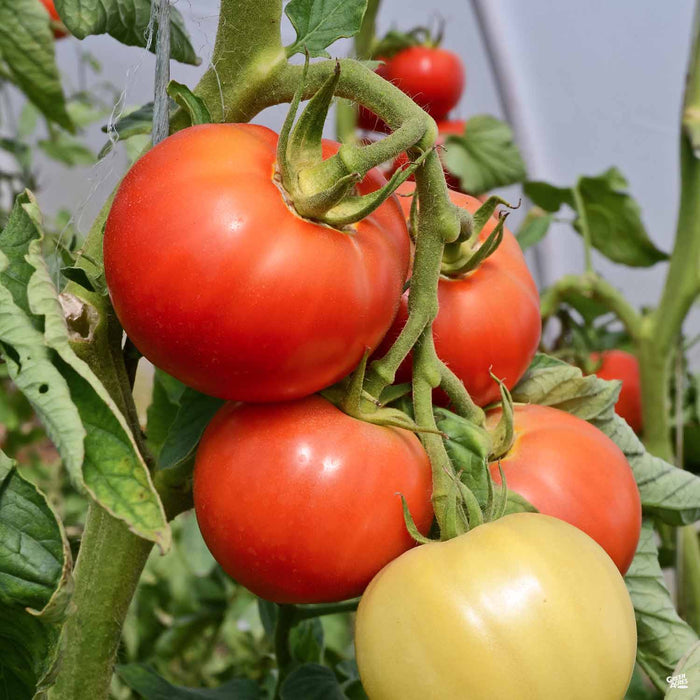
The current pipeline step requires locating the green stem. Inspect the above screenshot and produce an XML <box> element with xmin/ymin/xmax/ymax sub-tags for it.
<box><xmin>573</xmin><ymin>179</ymin><xmax>593</xmax><ymax>273</ymax></box>
<box><xmin>273</xmin><ymin>605</ymin><xmax>297</xmax><ymax>698</ymax></box>
<box><xmin>293</xmin><ymin>598</ymin><xmax>360</xmax><ymax>621</ymax></box>
<box><xmin>355</xmin><ymin>0</ymin><xmax>380</xmax><ymax>59</ymax></box>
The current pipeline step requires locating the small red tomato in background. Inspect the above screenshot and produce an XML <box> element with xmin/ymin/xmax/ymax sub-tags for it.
<box><xmin>39</xmin><ymin>0</ymin><xmax>68</xmax><ymax>39</ymax></box>
<box><xmin>590</xmin><ymin>350</ymin><xmax>643</xmax><ymax>434</ymax></box>
<box><xmin>193</xmin><ymin>395</ymin><xmax>433</xmax><ymax>604</ymax></box>
<box><xmin>104</xmin><ymin>124</ymin><xmax>410</xmax><ymax>403</ymax></box>
<box><xmin>375</xmin><ymin>184</ymin><xmax>541</xmax><ymax>407</ymax></box>
<box><xmin>487</xmin><ymin>404</ymin><xmax>641</xmax><ymax>574</ymax></box>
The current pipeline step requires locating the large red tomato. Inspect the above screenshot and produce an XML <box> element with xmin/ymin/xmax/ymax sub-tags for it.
<box><xmin>193</xmin><ymin>395</ymin><xmax>433</xmax><ymax>603</ymax></box>
<box><xmin>487</xmin><ymin>404</ymin><xmax>641</xmax><ymax>574</ymax></box>
<box><xmin>39</xmin><ymin>0</ymin><xmax>68</xmax><ymax>38</ymax></box>
<box><xmin>104</xmin><ymin>124</ymin><xmax>410</xmax><ymax>402</ymax></box>
<box><xmin>376</xmin><ymin>184</ymin><xmax>540</xmax><ymax>407</ymax></box>
<box><xmin>590</xmin><ymin>350</ymin><xmax>643</xmax><ymax>434</ymax></box>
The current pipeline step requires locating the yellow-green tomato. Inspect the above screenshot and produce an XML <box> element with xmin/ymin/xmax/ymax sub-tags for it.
<box><xmin>355</xmin><ymin>513</ymin><xmax>636</xmax><ymax>700</ymax></box>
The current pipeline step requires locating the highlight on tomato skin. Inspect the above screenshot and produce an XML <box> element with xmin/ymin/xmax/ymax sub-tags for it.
<box><xmin>486</xmin><ymin>403</ymin><xmax>642</xmax><ymax>574</ymax></box>
<box><xmin>192</xmin><ymin>395</ymin><xmax>434</xmax><ymax>604</ymax></box>
<box><xmin>103</xmin><ymin>123</ymin><xmax>411</xmax><ymax>403</ymax></box>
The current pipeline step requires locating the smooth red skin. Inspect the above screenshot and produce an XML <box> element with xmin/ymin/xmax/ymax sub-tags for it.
<box><xmin>590</xmin><ymin>350</ymin><xmax>643</xmax><ymax>434</ymax></box>
<box><xmin>193</xmin><ymin>395</ymin><xmax>434</xmax><ymax>603</ymax></box>
<box><xmin>487</xmin><ymin>404</ymin><xmax>642</xmax><ymax>574</ymax></box>
<box><xmin>104</xmin><ymin>124</ymin><xmax>410</xmax><ymax>402</ymax></box>
<box><xmin>39</xmin><ymin>0</ymin><xmax>67</xmax><ymax>38</ymax></box>
<box><xmin>386</xmin><ymin>47</ymin><xmax>465</xmax><ymax>120</ymax></box>
<box><xmin>376</xmin><ymin>184</ymin><xmax>541</xmax><ymax>407</ymax></box>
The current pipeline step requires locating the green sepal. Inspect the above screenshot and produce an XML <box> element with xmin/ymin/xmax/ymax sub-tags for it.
<box><xmin>399</xmin><ymin>494</ymin><xmax>435</xmax><ymax>545</ymax></box>
<box><xmin>166</xmin><ymin>80</ymin><xmax>212</xmax><ymax>126</ymax></box>
<box><xmin>488</xmin><ymin>374</ymin><xmax>515</xmax><ymax>460</ymax></box>
<box><xmin>441</xmin><ymin>211</ymin><xmax>507</xmax><ymax>276</ymax></box>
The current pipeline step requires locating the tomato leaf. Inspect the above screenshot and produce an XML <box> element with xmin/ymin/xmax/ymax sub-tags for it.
<box><xmin>285</xmin><ymin>0</ymin><xmax>368</xmax><ymax>58</ymax></box>
<box><xmin>0</xmin><ymin>0</ymin><xmax>73</xmax><ymax>131</ymax></box>
<box><xmin>625</xmin><ymin>521</ymin><xmax>698</xmax><ymax>693</ymax></box>
<box><xmin>167</xmin><ymin>81</ymin><xmax>212</xmax><ymax>126</ymax></box>
<box><xmin>442</xmin><ymin>115</ymin><xmax>527</xmax><ymax>195</ymax></box>
<box><xmin>0</xmin><ymin>450</ymin><xmax>72</xmax><ymax>699</ymax></box>
<box><xmin>117</xmin><ymin>663</ymin><xmax>262</xmax><ymax>699</ymax></box>
<box><xmin>146</xmin><ymin>369</ymin><xmax>187</xmax><ymax>458</ymax></box>
<box><xmin>0</xmin><ymin>192</ymin><xmax>170</xmax><ymax>550</ymax></box>
<box><xmin>290</xmin><ymin>618</ymin><xmax>324</xmax><ymax>664</ymax></box>
<box><xmin>54</xmin><ymin>0</ymin><xmax>199</xmax><ymax>65</ymax></box>
<box><xmin>38</xmin><ymin>134</ymin><xmax>96</xmax><ymax>166</ymax></box>
<box><xmin>281</xmin><ymin>664</ymin><xmax>347</xmax><ymax>700</ymax></box>
<box><xmin>525</xmin><ymin>169</ymin><xmax>668</xmax><ymax>267</ymax></box>
<box><xmin>513</xmin><ymin>354</ymin><xmax>700</xmax><ymax>526</ymax></box>
<box><xmin>666</xmin><ymin>641</ymin><xmax>700</xmax><ymax>698</ymax></box>
<box><xmin>516</xmin><ymin>209</ymin><xmax>553</xmax><ymax>251</ymax></box>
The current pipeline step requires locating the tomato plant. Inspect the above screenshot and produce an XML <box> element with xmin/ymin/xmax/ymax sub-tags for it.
<box><xmin>193</xmin><ymin>395</ymin><xmax>433</xmax><ymax>604</ymax></box>
<box><xmin>104</xmin><ymin>123</ymin><xmax>410</xmax><ymax>402</ymax></box>
<box><xmin>376</xmin><ymin>184</ymin><xmax>541</xmax><ymax>406</ymax></box>
<box><xmin>487</xmin><ymin>404</ymin><xmax>641</xmax><ymax>573</ymax></box>
<box><xmin>590</xmin><ymin>349</ymin><xmax>643</xmax><ymax>434</ymax></box>
<box><xmin>355</xmin><ymin>513</ymin><xmax>637</xmax><ymax>700</ymax></box>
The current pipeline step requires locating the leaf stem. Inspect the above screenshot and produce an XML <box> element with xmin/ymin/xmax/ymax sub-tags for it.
<box><xmin>572</xmin><ymin>179</ymin><xmax>593</xmax><ymax>273</ymax></box>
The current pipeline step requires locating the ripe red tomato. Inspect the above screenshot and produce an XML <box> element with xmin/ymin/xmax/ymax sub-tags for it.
<box><xmin>193</xmin><ymin>395</ymin><xmax>433</xmax><ymax>603</ymax></box>
<box><xmin>39</xmin><ymin>0</ymin><xmax>68</xmax><ymax>38</ymax></box>
<box><xmin>590</xmin><ymin>350</ymin><xmax>643</xmax><ymax>434</ymax></box>
<box><xmin>487</xmin><ymin>404</ymin><xmax>641</xmax><ymax>574</ymax></box>
<box><xmin>104</xmin><ymin>124</ymin><xmax>410</xmax><ymax>402</ymax></box>
<box><xmin>375</xmin><ymin>184</ymin><xmax>540</xmax><ymax>407</ymax></box>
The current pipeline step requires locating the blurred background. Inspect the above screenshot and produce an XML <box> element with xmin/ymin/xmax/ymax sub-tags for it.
<box><xmin>2</xmin><ymin>0</ymin><xmax>697</xmax><ymax>356</ymax></box>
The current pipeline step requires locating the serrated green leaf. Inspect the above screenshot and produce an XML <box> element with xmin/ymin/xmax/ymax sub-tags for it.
<box><xmin>516</xmin><ymin>209</ymin><xmax>553</xmax><ymax>251</ymax></box>
<box><xmin>0</xmin><ymin>191</ymin><xmax>170</xmax><ymax>549</ymax></box>
<box><xmin>54</xmin><ymin>0</ymin><xmax>199</xmax><ymax>66</ymax></box>
<box><xmin>512</xmin><ymin>354</ymin><xmax>700</xmax><ymax>526</ymax></box>
<box><xmin>0</xmin><ymin>0</ymin><xmax>73</xmax><ymax>131</ymax></box>
<box><xmin>442</xmin><ymin>115</ymin><xmax>527</xmax><ymax>195</ymax></box>
<box><xmin>117</xmin><ymin>663</ymin><xmax>262</xmax><ymax>699</ymax></box>
<box><xmin>666</xmin><ymin>641</ymin><xmax>700</xmax><ymax>697</ymax></box>
<box><xmin>281</xmin><ymin>664</ymin><xmax>346</xmax><ymax>700</ymax></box>
<box><xmin>285</xmin><ymin>0</ymin><xmax>368</xmax><ymax>58</ymax></box>
<box><xmin>39</xmin><ymin>134</ymin><xmax>96</xmax><ymax>166</ymax></box>
<box><xmin>625</xmin><ymin>521</ymin><xmax>698</xmax><ymax>692</ymax></box>
<box><xmin>0</xmin><ymin>450</ymin><xmax>72</xmax><ymax>700</ymax></box>
<box><xmin>167</xmin><ymin>80</ymin><xmax>212</xmax><ymax>126</ymax></box>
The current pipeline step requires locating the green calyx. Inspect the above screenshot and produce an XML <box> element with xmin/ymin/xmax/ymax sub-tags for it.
<box><xmin>276</xmin><ymin>59</ymin><xmax>431</xmax><ymax>228</ymax></box>
<box><xmin>487</xmin><ymin>374</ymin><xmax>515</xmax><ymax>461</ymax></box>
<box><xmin>370</xmin><ymin>25</ymin><xmax>444</xmax><ymax>59</ymax></box>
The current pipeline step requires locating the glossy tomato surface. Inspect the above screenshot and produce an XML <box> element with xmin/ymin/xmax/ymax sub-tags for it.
<box><xmin>39</xmin><ymin>0</ymin><xmax>67</xmax><ymax>38</ymax></box>
<box><xmin>591</xmin><ymin>350</ymin><xmax>643</xmax><ymax>434</ymax></box>
<box><xmin>487</xmin><ymin>404</ymin><xmax>641</xmax><ymax>574</ymax></box>
<box><xmin>355</xmin><ymin>513</ymin><xmax>637</xmax><ymax>700</ymax></box>
<box><xmin>104</xmin><ymin>124</ymin><xmax>410</xmax><ymax>402</ymax></box>
<box><xmin>376</xmin><ymin>184</ymin><xmax>540</xmax><ymax>406</ymax></box>
<box><xmin>193</xmin><ymin>395</ymin><xmax>433</xmax><ymax>603</ymax></box>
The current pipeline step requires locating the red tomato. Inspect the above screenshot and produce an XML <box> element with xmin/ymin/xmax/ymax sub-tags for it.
<box><xmin>39</xmin><ymin>0</ymin><xmax>67</xmax><ymax>38</ymax></box>
<box><xmin>487</xmin><ymin>404</ymin><xmax>641</xmax><ymax>574</ymax></box>
<box><xmin>590</xmin><ymin>350</ymin><xmax>643</xmax><ymax>434</ymax></box>
<box><xmin>375</xmin><ymin>184</ymin><xmax>540</xmax><ymax>407</ymax></box>
<box><xmin>193</xmin><ymin>395</ymin><xmax>433</xmax><ymax>603</ymax></box>
<box><xmin>104</xmin><ymin>124</ymin><xmax>410</xmax><ymax>402</ymax></box>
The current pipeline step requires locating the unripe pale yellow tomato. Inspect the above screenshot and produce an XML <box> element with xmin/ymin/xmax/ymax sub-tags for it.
<box><xmin>355</xmin><ymin>513</ymin><xmax>636</xmax><ymax>700</ymax></box>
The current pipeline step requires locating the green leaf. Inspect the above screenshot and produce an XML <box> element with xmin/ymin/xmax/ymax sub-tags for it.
<box><xmin>99</xmin><ymin>101</ymin><xmax>177</xmax><ymax>158</ymax></box>
<box><xmin>523</xmin><ymin>181</ymin><xmax>573</xmax><ymax>213</ymax></box>
<box><xmin>442</xmin><ymin>115</ymin><xmax>527</xmax><ymax>195</ymax></box>
<box><xmin>0</xmin><ymin>137</ymin><xmax>32</xmax><ymax>174</ymax></box>
<box><xmin>290</xmin><ymin>618</ymin><xmax>324</xmax><ymax>664</ymax></box>
<box><xmin>0</xmin><ymin>0</ymin><xmax>73</xmax><ymax>130</ymax></box>
<box><xmin>54</xmin><ymin>0</ymin><xmax>199</xmax><ymax>66</ymax></box>
<box><xmin>666</xmin><ymin>641</ymin><xmax>700</xmax><ymax>697</ymax></box>
<box><xmin>167</xmin><ymin>81</ymin><xmax>212</xmax><ymax>126</ymax></box>
<box><xmin>512</xmin><ymin>354</ymin><xmax>700</xmax><ymax>526</ymax></box>
<box><xmin>146</xmin><ymin>369</ymin><xmax>187</xmax><ymax>458</ymax></box>
<box><xmin>0</xmin><ymin>450</ymin><xmax>72</xmax><ymax>700</ymax></box>
<box><xmin>516</xmin><ymin>209</ymin><xmax>553</xmax><ymax>251</ymax></box>
<box><xmin>0</xmin><ymin>192</ymin><xmax>170</xmax><ymax>549</ymax></box>
<box><xmin>625</xmin><ymin>521</ymin><xmax>698</xmax><ymax>692</ymax></box>
<box><xmin>281</xmin><ymin>664</ymin><xmax>347</xmax><ymax>700</ymax></box>
<box><xmin>116</xmin><ymin>663</ymin><xmax>262</xmax><ymax>699</ymax></box>
<box><xmin>285</xmin><ymin>0</ymin><xmax>368</xmax><ymax>58</ymax></box>
<box><xmin>39</xmin><ymin>134</ymin><xmax>96</xmax><ymax>166</ymax></box>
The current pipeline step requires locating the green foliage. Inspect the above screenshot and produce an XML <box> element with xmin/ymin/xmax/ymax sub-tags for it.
<box><xmin>0</xmin><ymin>450</ymin><xmax>72</xmax><ymax>700</ymax></box>
<box><xmin>167</xmin><ymin>81</ymin><xmax>213</xmax><ymax>127</ymax></box>
<box><xmin>524</xmin><ymin>168</ymin><xmax>668</xmax><ymax>267</ymax></box>
<box><xmin>666</xmin><ymin>641</ymin><xmax>700</xmax><ymax>698</ymax></box>
<box><xmin>285</xmin><ymin>0</ymin><xmax>368</xmax><ymax>58</ymax></box>
<box><xmin>516</xmin><ymin>208</ymin><xmax>553</xmax><ymax>251</ymax></box>
<box><xmin>442</xmin><ymin>115</ymin><xmax>527</xmax><ymax>195</ymax></box>
<box><xmin>55</xmin><ymin>0</ymin><xmax>199</xmax><ymax>65</ymax></box>
<box><xmin>0</xmin><ymin>0</ymin><xmax>73</xmax><ymax>130</ymax></box>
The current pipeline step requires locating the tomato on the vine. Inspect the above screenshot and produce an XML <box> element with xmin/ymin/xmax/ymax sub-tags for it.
<box><xmin>355</xmin><ymin>513</ymin><xmax>637</xmax><ymax>700</ymax></box>
<box><xmin>487</xmin><ymin>404</ymin><xmax>641</xmax><ymax>574</ymax></box>
<box><xmin>104</xmin><ymin>124</ymin><xmax>411</xmax><ymax>402</ymax></box>
<box><xmin>375</xmin><ymin>184</ymin><xmax>540</xmax><ymax>407</ymax></box>
<box><xmin>39</xmin><ymin>0</ymin><xmax>68</xmax><ymax>38</ymax></box>
<box><xmin>590</xmin><ymin>349</ymin><xmax>643</xmax><ymax>434</ymax></box>
<box><xmin>193</xmin><ymin>395</ymin><xmax>433</xmax><ymax>604</ymax></box>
